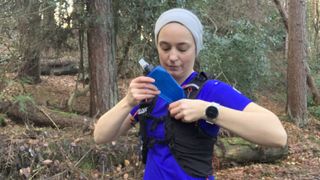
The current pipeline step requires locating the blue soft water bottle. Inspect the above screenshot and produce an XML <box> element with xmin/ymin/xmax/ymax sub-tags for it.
<box><xmin>138</xmin><ymin>58</ymin><xmax>185</xmax><ymax>103</ymax></box>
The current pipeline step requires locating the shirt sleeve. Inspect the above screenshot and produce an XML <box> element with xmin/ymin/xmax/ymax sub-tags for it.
<box><xmin>198</xmin><ymin>80</ymin><xmax>252</xmax><ymax>111</ymax></box>
<box><xmin>197</xmin><ymin>80</ymin><xmax>252</xmax><ymax>136</ymax></box>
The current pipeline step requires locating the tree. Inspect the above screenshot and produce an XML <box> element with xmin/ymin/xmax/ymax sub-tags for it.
<box><xmin>274</xmin><ymin>0</ymin><xmax>320</xmax><ymax>105</ymax></box>
<box><xmin>42</xmin><ymin>0</ymin><xmax>57</xmax><ymax>56</ymax></box>
<box><xmin>16</xmin><ymin>0</ymin><xmax>42</xmax><ymax>84</ymax></box>
<box><xmin>87</xmin><ymin>0</ymin><xmax>118</xmax><ymax>117</ymax></box>
<box><xmin>287</xmin><ymin>0</ymin><xmax>308</xmax><ymax>127</ymax></box>
<box><xmin>73</xmin><ymin>0</ymin><xmax>87</xmax><ymax>82</ymax></box>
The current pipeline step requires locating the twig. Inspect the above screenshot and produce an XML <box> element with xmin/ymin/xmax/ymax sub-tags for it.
<box><xmin>4</xmin><ymin>138</ymin><xmax>14</xmax><ymax>169</ymax></box>
<box><xmin>57</xmin><ymin>144</ymin><xmax>89</xmax><ymax>180</ymax></box>
<box><xmin>36</xmin><ymin>105</ymin><xmax>60</xmax><ymax>131</ymax></box>
<box><xmin>74</xmin><ymin>147</ymin><xmax>93</xmax><ymax>167</ymax></box>
<box><xmin>101</xmin><ymin>160</ymin><xmax>105</xmax><ymax>180</ymax></box>
<box><xmin>30</xmin><ymin>166</ymin><xmax>46</xmax><ymax>180</ymax></box>
<box><xmin>47</xmin><ymin>170</ymin><xmax>67</xmax><ymax>180</ymax></box>
<box><xmin>203</xmin><ymin>14</ymin><xmax>218</xmax><ymax>34</ymax></box>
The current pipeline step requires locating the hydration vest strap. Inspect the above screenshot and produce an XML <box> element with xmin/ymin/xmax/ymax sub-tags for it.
<box><xmin>138</xmin><ymin>72</ymin><xmax>215</xmax><ymax>166</ymax></box>
<box><xmin>183</xmin><ymin>72</ymin><xmax>211</xmax><ymax>99</ymax></box>
<box><xmin>138</xmin><ymin>97</ymin><xmax>158</xmax><ymax>164</ymax></box>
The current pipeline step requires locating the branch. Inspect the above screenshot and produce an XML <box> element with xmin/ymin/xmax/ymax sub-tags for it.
<box><xmin>36</xmin><ymin>105</ymin><xmax>60</xmax><ymax>131</ymax></box>
<box><xmin>273</xmin><ymin>0</ymin><xmax>288</xmax><ymax>31</ymax></box>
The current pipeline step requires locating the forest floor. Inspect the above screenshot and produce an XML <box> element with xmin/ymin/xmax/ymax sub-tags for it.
<box><xmin>1</xmin><ymin>75</ymin><xmax>320</xmax><ymax>180</ymax></box>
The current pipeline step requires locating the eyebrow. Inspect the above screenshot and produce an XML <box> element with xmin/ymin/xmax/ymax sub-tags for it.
<box><xmin>159</xmin><ymin>41</ymin><xmax>190</xmax><ymax>46</ymax></box>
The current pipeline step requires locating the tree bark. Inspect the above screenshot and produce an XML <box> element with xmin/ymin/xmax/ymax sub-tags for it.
<box><xmin>42</xmin><ymin>0</ymin><xmax>57</xmax><ymax>56</ymax></box>
<box><xmin>273</xmin><ymin>0</ymin><xmax>320</xmax><ymax>106</ymax></box>
<box><xmin>87</xmin><ymin>0</ymin><xmax>118</xmax><ymax>117</ymax></box>
<box><xmin>72</xmin><ymin>0</ymin><xmax>86</xmax><ymax>82</ymax></box>
<box><xmin>287</xmin><ymin>0</ymin><xmax>308</xmax><ymax>127</ymax></box>
<box><xmin>0</xmin><ymin>101</ymin><xmax>92</xmax><ymax>128</ymax></box>
<box><xmin>214</xmin><ymin>137</ymin><xmax>288</xmax><ymax>167</ymax></box>
<box><xmin>16</xmin><ymin>0</ymin><xmax>42</xmax><ymax>84</ymax></box>
<box><xmin>312</xmin><ymin>0</ymin><xmax>319</xmax><ymax>50</ymax></box>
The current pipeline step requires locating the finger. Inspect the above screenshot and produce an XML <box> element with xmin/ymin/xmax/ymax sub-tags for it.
<box><xmin>136</xmin><ymin>88</ymin><xmax>160</xmax><ymax>96</ymax></box>
<box><xmin>130</xmin><ymin>77</ymin><xmax>159</xmax><ymax>91</ymax></box>
<box><xmin>169</xmin><ymin>106</ymin><xmax>180</xmax><ymax>117</ymax></box>
<box><xmin>133</xmin><ymin>83</ymin><xmax>159</xmax><ymax>92</ymax></box>
<box><xmin>134</xmin><ymin>94</ymin><xmax>158</xmax><ymax>101</ymax></box>
<box><xmin>133</xmin><ymin>76</ymin><xmax>156</xmax><ymax>84</ymax></box>
<box><xmin>174</xmin><ymin>111</ymin><xmax>184</xmax><ymax>121</ymax></box>
<box><xmin>131</xmin><ymin>86</ymin><xmax>160</xmax><ymax>99</ymax></box>
<box><xmin>168</xmin><ymin>100</ymin><xmax>181</xmax><ymax>111</ymax></box>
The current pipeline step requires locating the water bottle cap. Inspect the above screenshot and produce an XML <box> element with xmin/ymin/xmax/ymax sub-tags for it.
<box><xmin>138</xmin><ymin>58</ymin><xmax>149</xmax><ymax>69</ymax></box>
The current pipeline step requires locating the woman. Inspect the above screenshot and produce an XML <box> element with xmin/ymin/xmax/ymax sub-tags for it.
<box><xmin>94</xmin><ymin>8</ymin><xmax>287</xmax><ymax>180</ymax></box>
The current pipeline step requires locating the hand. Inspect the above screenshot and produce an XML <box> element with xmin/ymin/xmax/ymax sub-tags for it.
<box><xmin>125</xmin><ymin>76</ymin><xmax>160</xmax><ymax>107</ymax></box>
<box><xmin>168</xmin><ymin>99</ymin><xmax>210</xmax><ymax>123</ymax></box>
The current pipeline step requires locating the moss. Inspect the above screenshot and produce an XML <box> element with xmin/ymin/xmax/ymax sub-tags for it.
<box><xmin>51</xmin><ymin>109</ymin><xmax>78</xmax><ymax>118</ymax></box>
<box><xmin>222</xmin><ymin>137</ymin><xmax>254</xmax><ymax>146</ymax></box>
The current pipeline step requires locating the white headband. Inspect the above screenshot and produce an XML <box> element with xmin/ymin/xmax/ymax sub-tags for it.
<box><xmin>154</xmin><ymin>8</ymin><xmax>203</xmax><ymax>55</ymax></box>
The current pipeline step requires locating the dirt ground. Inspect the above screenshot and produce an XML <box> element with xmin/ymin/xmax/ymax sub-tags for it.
<box><xmin>1</xmin><ymin>75</ymin><xmax>320</xmax><ymax>179</ymax></box>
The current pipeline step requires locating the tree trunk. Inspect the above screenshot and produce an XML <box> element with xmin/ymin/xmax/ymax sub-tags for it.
<box><xmin>214</xmin><ymin>137</ymin><xmax>288</xmax><ymax>168</ymax></box>
<box><xmin>306</xmin><ymin>64</ymin><xmax>320</xmax><ymax>104</ymax></box>
<box><xmin>42</xmin><ymin>0</ymin><xmax>57</xmax><ymax>57</ymax></box>
<box><xmin>0</xmin><ymin>101</ymin><xmax>92</xmax><ymax>128</ymax></box>
<box><xmin>312</xmin><ymin>0</ymin><xmax>319</xmax><ymax>54</ymax></box>
<box><xmin>287</xmin><ymin>0</ymin><xmax>308</xmax><ymax>127</ymax></box>
<box><xmin>16</xmin><ymin>0</ymin><xmax>42</xmax><ymax>84</ymax></box>
<box><xmin>273</xmin><ymin>0</ymin><xmax>320</xmax><ymax>106</ymax></box>
<box><xmin>73</xmin><ymin>0</ymin><xmax>86</xmax><ymax>83</ymax></box>
<box><xmin>40</xmin><ymin>59</ymin><xmax>79</xmax><ymax>76</ymax></box>
<box><xmin>87</xmin><ymin>0</ymin><xmax>118</xmax><ymax>117</ymax></box>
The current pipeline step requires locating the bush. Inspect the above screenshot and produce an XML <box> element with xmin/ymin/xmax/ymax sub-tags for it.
<box><xmin>200</xmin><ymin>20</ymin><xmax>277</xmax><ymax>98</ymax></box>
<box><xmin>309</xmin><ymin>106</ymin><xmax>320</xmax><ymax>120</ymax></box>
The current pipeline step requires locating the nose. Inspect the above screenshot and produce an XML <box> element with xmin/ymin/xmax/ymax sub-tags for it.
<box><xmin>168</xmin><ymin>48</ymin><xmax>178</xmax><ymax>62</ymax></box>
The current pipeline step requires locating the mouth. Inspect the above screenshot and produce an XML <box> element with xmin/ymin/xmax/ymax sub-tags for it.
<box><xmin>167</xmin><ymin>66</ymin><xmax>179</xmax><ymax>71</ymax></box>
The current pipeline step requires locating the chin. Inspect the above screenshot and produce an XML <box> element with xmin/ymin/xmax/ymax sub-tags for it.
<box><xmin>171</xmin><ymin>73</ymin><xmax>182</xmax><ymax>82</ymax></box>
<box><xmin>168</xmin><ymin>70</ymin><xmax>178</xmax><ymax>77</ymax></box>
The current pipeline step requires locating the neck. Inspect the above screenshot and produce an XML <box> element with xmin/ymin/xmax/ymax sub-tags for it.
<box><xmin>176</xmin><ymin>70</ymin><xmax>195</xmax><ymax>85</ymax></box>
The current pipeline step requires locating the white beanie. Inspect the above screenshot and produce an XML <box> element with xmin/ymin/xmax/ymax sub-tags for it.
<box><xmin>154</xmin><ymin>8</ymin><xmax>203</xmax><ymax>55</ymax></box>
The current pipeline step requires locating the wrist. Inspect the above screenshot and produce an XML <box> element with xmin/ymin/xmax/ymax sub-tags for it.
<box><xmin>205</xmin><ymin>102</ymin><xmax>220</xmax><ymax>124</ymax></box>
<box><xmin>122</xmin><ymin>96</ymin><xmax>137</xmax><ymax>109</ymax></box>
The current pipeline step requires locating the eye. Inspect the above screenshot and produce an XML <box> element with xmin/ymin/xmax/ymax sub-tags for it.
<box><xmin>178</xmin><ymin>47</ymin><xmax>188</xmax><ymax>52</ymax></box>
<box><xmin>177</xmin><ymin>44</ymin><xmax>189</xmax><ymax>52</ymax></box>
<box><xmin>162</xmin><ymin>46</ymin><xmax>171</xmax><ymax>51</ymax></box>
<box><xmin>160</xmin><ymin>43</ymin><xmax>171</xmax><ymax>51</ymax></box>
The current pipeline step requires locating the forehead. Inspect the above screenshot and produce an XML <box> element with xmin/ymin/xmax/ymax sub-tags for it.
<box><xmin>158</xmin><ymin>23</ymin><xmax>194</xmax><ymax>42</ymax></box>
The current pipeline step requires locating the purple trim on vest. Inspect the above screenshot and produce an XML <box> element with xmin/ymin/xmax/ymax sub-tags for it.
<box><xmin>130</xmin><ymin>72</ymin><xmax>251</xmax><ymax>179</ymax></box>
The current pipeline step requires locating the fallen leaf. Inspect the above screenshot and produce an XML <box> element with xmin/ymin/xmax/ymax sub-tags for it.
<box><xmin>42</xmin><ymin>159</ymin><xmax>53</xmax><ymax>165</ymax></box>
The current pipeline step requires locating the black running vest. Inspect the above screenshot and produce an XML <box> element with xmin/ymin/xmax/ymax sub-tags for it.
<box><xmin>137</xmin><ymin>72</ymin><xmax>217</xmax><ymax>178</ymax></box>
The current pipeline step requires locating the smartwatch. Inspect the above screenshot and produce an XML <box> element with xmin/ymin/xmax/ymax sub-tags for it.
<box><xmin>205</xmin><ymin>102</ymin><xmax>220</xmax><ymax>124</ymax></box>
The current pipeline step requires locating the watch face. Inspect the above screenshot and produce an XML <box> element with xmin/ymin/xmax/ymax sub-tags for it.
<box><xmin>206</xmin><ymin>106</ymin><xmax>218</xmax><ymax>119</ymax></box>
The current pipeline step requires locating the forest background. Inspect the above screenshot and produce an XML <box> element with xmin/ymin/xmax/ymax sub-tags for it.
<box><xmin>0</xmin><ymin>0</ymin><xmax>320</xmax><ymax>179</ymax></box>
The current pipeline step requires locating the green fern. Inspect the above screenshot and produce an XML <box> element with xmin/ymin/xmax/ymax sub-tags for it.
<box><xmin>13</xmin><ymin>94</ymin><xmax>35</xmax><ymax>112</ymax></box>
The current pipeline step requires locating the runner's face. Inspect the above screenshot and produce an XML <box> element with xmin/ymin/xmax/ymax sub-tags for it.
<box><xmin>157</xmin><ymin>23</ymin><xmax>196</xmax><ymax>84</ymax></box>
